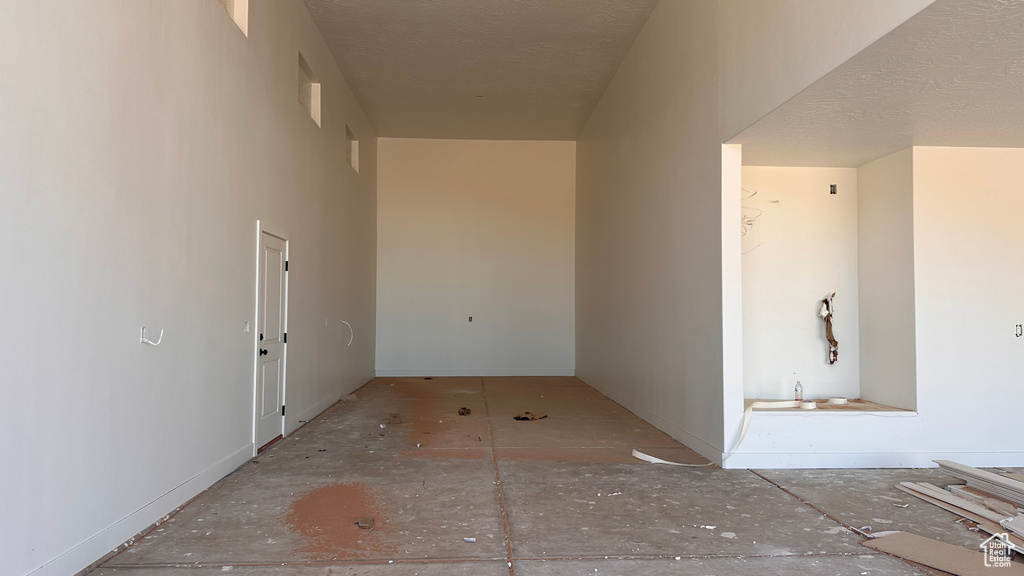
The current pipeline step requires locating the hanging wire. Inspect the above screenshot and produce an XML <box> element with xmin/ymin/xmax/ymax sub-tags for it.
<box><xmin>740</xmin><ymin>188</ymin><xmax>763</xmax><ymax>237</ymax></box>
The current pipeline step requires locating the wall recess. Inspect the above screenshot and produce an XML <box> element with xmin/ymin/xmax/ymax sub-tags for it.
<box><xmin>216</xmin><ymin>0</ymin><xmax>248</xmax><ymax>36</ymax></box>
<box><xmin>298</xmin><ymin>52</ymin><xmax>321</xmax><ymax>127</ymax></box>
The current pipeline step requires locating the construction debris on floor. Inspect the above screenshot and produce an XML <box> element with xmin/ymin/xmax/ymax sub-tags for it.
<box><xmin>863</xmin><ymin>459</ymin><xmax>1024</xmax><ymax>575</ymax></box>
<box><xmin>513</xmin><ymin>411</ymin><xmax>547</xmax><ymax>421</ymax></box>
<box><xmin>84</xmin><ymin>377</ymin><xmax>1022</xmax><ymax>576</ymax></box>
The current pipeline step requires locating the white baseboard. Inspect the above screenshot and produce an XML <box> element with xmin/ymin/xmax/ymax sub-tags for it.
<box><xmin>356</xmin><ymin>369</ymin><xmax>377</xmax><ymax>387</ymax></box>
<box><xmin>286</xmin><ymin>371</ymin><xmax>376</xmax><ymax>435</ymax></box>
<box><xmin>574</xmin><ymin>371</ymin><xmax>725</xmax><ymax>465</ymax></box>
<box><xmin>723</xmin><ymin>451</ymin><xmax>1024</xmax><ymax>470</ymax></box>
<box><xmin>36</xmin><ymin>444</ymin><xmax>253</xmax><ymax>576</ymax></box>
<box><xmin>374</xmin><ymin>369</ymin><xmax>575</xmax><ymax>377</ymax></box>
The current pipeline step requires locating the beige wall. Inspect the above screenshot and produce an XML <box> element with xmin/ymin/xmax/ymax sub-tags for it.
<box><xmin>741</xmin><ymin>167</ymin><xmax>861</xmax><ymax>400</ymax></box>
<box><xmin>858</xmin><ymin>149</ymin><xmax>917</xmax><ymax>409</ymax></box>
<box><xmin>577</xmin><ymin>0</ymin><xmax>726</xmax><ymax>457</ymax></box>
<box><xmin>376</xmin><ymin>138</ymin><xmax>576</xmax><ymax>376</ymax></box>
<box><xmin>578</xmin><ymin>0</ymin><xmax>930</xmax><ymax>463</ymax></box>
<box><xmin>0</xmin><ymin>2</ymin><xmax>376</xmax><ymax>574</ymax></box>
<box><xmin>912</xmin><ymin>147</ymin><xmax>1024</xmax><ymax>426</ymax></box>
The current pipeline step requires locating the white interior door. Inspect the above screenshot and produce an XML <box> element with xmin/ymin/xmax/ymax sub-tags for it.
<box><xmin>256</xmin><ymin>231</ymin><xmax>287</xmax><ymax>450</ymax></box>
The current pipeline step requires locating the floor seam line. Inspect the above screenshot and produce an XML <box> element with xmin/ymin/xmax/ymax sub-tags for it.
<box><xmin>106</xmin><ymin>557</ymin><xmax>511</xmax><ymax>568</ymax></box>
<box><xmin>511</xmin><ymin>551</ymin><xmax>888</xmax><ymax>561</ymax></box>
<box><xmin>106</xmin><ymin>550</ymin><xmax>887</xmax><ymax>569</ymax></box>
<box><xmin>748</xmin><ymin>470</ymin><xmax>867</xmax><ymax>535</ymax></box>
<box><xmin>483</xmin><ymin>376</ymin><xmax>517</xmax><ymax>576</ymax></box>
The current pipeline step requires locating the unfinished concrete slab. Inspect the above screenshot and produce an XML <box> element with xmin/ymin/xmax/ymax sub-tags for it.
<box><xmin>500</xmin><ymin>461</ymin><xmax>864</xmax><ymax>559</ymax></box>
<box><xmin>484</xmin><ymin>385</ymin><xmax>634</xmax><ymax>419</ymax></box>
<box><xmin>489</xmin><ymin>416</ymin><xmax>682</xmax><ymax>449</ymax></box>
<box><xmin>86</xmin><ymin>377</ymin><xmax>948</xmax><ymax>576</ymax></box>
<box><xmin>753</xmin><ymin>468</ymin><xmax>992</xmax><ymax>548</ymax></box>
<box><xmin>515</xmin><ymin>555</ymin><xmax>928</xmax><ymax>575</ymax></box>
<box><xmin>106</xmin><ymin>457</ymin><xmax>505</xmax><ymax>565</ymax></box>
<box><xmin>494</xmin><ymin>446</ymin><xmax>708</xmax><ymax>465</ymax></box>
<box><xmin>483</xmin><ymin>375</ymin><xmax>587</xmax><ymax>387</ymax></box>
<box><xmin>88</xmin><ymin>562</ymin><xmax>511</xmax><ymax>575</ymax></box>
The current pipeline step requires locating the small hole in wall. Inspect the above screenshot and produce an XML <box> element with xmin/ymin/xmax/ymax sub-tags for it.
<box><xmin>217</xmin><ymin>0</ymin><xmax>248</xmax><ymax>36</ymax></box>
<box><xmin>298</xmin><ymin>52</ymin><xmax>321</xmax><ymax>127</ymax></box>
<box><xmin>346</xmin><ymin>126</ymin><xmax>360</xmax><ymax>173</ymax></box>
<box><xmin>830</xmin><ymin>184</ymin><xmax>837</xmax><ymax>195</ymax></box>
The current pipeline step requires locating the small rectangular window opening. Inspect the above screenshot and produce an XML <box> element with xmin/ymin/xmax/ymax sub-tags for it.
<box><xmin>217</xmin><ymin>0</ymin><xmax>248</xmax><ymax>36</ymax></box>
<box><xmin>346</xmin><ymin>125</ymin><xmax>360</xmax><ymax>173</ymax></box>
<box><xmin>298</xmin><ymin>53</ymin><xmax>321</xmax><ymax>127</ymax></box>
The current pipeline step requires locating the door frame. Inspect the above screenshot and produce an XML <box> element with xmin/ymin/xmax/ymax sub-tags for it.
<box><xmin>252</xmin><ymin>220</ymin><xmax>289</xmax><ymax>455</ymax></box>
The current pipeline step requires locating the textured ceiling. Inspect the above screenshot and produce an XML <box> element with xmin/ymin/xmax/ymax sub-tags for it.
<box><xmin>733</xmin><ymin>0</ymin><xmax>1024</xmax><ymax>167</ymax></box>
<box><xmin>303</xmin><ymin>0</ymin><xmax>659</xmax><ymax>140</ymax></box>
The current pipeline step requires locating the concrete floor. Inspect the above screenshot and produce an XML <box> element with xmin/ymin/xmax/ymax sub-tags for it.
<box><xmin>87</xmin><ymin>376</ymin><xmax>990</xmax><ymax>575</ymax></box>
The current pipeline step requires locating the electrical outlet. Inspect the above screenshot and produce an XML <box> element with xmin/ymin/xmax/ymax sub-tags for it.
<box><xmin>469</xmin><ymin>316</ymin><xmax>473</xmax><ymax>322</ymax></box>
<box><xmin>244</xmin><ymin>321</ymin><xmax>250</xmax><ymax>333</ymax></box>
<box><xmin>1016</xmin><ymin>324</ymin><xmax>1022</xmax><ymax>337</ymax></box>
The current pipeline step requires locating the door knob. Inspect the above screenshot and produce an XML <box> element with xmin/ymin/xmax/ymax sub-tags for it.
<box><xmin>259</xmin><ymin>348</ymin><xmax>268</xmax><ymax>356</ymax></box>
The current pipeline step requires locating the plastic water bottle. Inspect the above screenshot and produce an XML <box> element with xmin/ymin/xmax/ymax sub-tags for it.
<box><xmin>795</xmin><ymin>381</ymin><xmax>803</xmax><ymax>402</ymax></box>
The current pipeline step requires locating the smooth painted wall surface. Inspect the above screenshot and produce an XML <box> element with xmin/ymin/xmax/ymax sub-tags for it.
<box><xmin>577</xmin><ymin>0</ymin><xmax>928</xmax><ymax>463</ymax></box>
<box><xmin>858</xmin><ymin>149</ymin><xmax>917</xmax><ymax>410</ymax></box>
<box><xmin>0</xmin><ymin>2</ymin><xmax>376</xmax><ymax>574</ymax></box>
<box><xmin>741</xmin><ymin>167</ymin><xmax>860</xmax><ymax>400</ymax></box>
<box><xmin>912</xmin><ymin>147</ymin><xmax>1024</xmax><ymax>445</ymax></box>
<box><xmin>376</xmin><ymin>138</ymin><xmax>576</xmax><ymax>376</ymax></box>
<box><xmin>718</xmin><ymin>0</ymin><xmax>935</xmax><ymax>140</ymax></box>
<box><xmin>717</xmin><ymin>1</ymin><xmax>935</xmax><ymax>461</ymax></box>
<box><xmin>727</xmin><ymin>147</ymin><xmax>1024</xmax><ymax>468</ymax></box>
<box><xmin>576</xmin><ymin>0</ymin><xmax>727</xmax><ymax>459</ymax></box>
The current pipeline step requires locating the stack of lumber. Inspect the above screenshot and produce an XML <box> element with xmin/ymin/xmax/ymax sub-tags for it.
<box><xmin>936</xmin><ymin>459</ymin><xmax>1024</xmax><ymax>508</ymax></box>
<box><xmin>897</xmin><ymin>460</ymin><xmax>1024</xmax><ymax>549</ymax></box>
<box><xmin>860</xmin><ymin>461</ymin><xmax>1024</xmax><ymax>575</ymax></box>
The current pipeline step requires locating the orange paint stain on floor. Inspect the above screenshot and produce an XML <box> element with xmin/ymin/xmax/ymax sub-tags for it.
<box><xmin>285</xmin><ymin>482</ymin><xmax>393</xmax><ymax>561</ymax></box>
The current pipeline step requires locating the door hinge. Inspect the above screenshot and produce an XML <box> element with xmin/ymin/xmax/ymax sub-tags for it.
<box><xmin>283</xmin><ymin>332</ymin><xmax>287</xmax><ymax>344</ymax></box>
<box><xmin>285</xmin><ymin>261</ymin><xmax>289</xmax><ymax>272</ymax></box>
<box><xmin>281</xmin><ymin>405</ymin><xmax>286</xmax><ymax>416</ymax></box>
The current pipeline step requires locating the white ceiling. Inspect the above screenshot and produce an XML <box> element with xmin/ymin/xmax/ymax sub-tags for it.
<box><xmin>732</xmin><ymin>0</ymin><xmax>1024</xmax><ymax>167</ymax></box>
<box><xmin>304</xmin><ymin>0</ymin><xmax>660</xmax><ymax>140</ymax></box>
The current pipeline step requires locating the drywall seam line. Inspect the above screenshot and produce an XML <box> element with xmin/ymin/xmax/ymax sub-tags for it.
<box><xmin>482</xmin><ymin>376</ymin><xmax>517</xmax><ymax>576</ymax></box>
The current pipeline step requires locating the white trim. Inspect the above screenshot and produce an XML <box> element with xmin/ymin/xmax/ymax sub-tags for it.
<box><xmin>251</xmin><ymin>220</ymin><xmax>262</xmax><ymax>456</ymax></box>
<box><xmin>720</xmin><ymin>144</ymin><xmax>747</xmax><ymax>454</ymax></box>
<box><xmin>280</xmin><ymin>233</ymin><xmax>289</xmax><ymax>441</ymax></box>
<box><xmin>30</xmin><ymin>444</ymin><xmax>252</xmax><ymax>576</ymax></box>
<box><xmin>253</xmin><ymin>222</ymin><xmax>290</xmax><ymax>455</ymax></box>
<box><xmin>723</xmin><ymin>451</ymin><xmax>1024</xmax><ymax>470</ymax></box>
<box><xmin>575</xmin><ymin>370</ymin><xmax>725</xmax><ymax>465</ymax></box>
<box><xmin>375</xmin><ymin>369</ymin><xmax>575</xmax><ymax>377</ymax></box>
<box><xmin>284</xmin><ymin>371</ymin><xmax>376</xmax><ymax>434</ymax></box>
